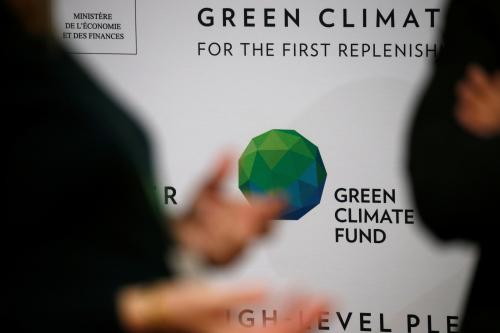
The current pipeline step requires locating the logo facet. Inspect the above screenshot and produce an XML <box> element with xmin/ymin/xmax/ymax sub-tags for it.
<box><xmin>239</xmin><ymin>129</ymin><xmax>327</xmax><ymax>220</ymax></box>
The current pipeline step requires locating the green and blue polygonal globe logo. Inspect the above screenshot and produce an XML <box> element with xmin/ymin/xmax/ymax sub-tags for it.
<box><xmin>238</xmin><ymin>129</ymin><xmax>327</xmax><ymax>220</ymax></box>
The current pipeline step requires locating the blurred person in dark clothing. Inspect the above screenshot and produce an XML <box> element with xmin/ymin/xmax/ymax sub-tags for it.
<box><xmin>3</xmin><ymin>1</ymin><xmax>328</xmax><ymax>332</ymax></box>
<box><xmin>408</xmin><ymin>0</ymin><xmax>500</xmax><ymax>331</ymax></box>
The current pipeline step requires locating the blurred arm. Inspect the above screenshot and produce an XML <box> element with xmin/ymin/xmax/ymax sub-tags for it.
<box><xmin>408</xmin><ymin>0</ymin><xmax>500</xmax><ymax>243</ymax></box>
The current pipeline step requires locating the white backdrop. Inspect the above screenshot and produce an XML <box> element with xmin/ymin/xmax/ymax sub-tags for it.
<box><xmin>54</xmin><ymin>1</ymin><xmax>477</xmax><ymax>332</ymax></box>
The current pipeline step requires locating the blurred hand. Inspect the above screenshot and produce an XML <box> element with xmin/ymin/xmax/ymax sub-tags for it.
<box><xmin>455</xmin><ymin>65</ymin><xmax>500</xmax><ymax>138</ymax></box>
<box><xmin>174</xmin><ymin>155</ymin><xmax>286</xmax><ymax>265</ymax></box>
<box><xmin>118</xmin><ymin>280</ymin><xmax>329</xmax><ymax>333</ymax></box>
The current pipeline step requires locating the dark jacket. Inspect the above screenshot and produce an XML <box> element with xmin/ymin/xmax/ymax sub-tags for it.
<box><xmin>408</xmin><ymin>0</ymin><xmax>500</xmax><ymax>331</ymax></box>
<box><xmin>3</xmin><ymin>6</ymin><xmax>173</xmax><ymax>332</ymax></box>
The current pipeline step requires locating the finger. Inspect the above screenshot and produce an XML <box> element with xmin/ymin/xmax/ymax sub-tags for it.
<box><xmin>457</xmin><ymin>81</ymin><xmax>487</xmax><ymax>110</ymax></box>
<box><xmin>254</xmin><ymin>198</ymin><xmax>286</xmax><ymax>234</ymax></box>
<box><xmin>236</xmin><ymin>201</ymin><xmax>279</xmax><ymax>237</ymax></box>
<box><xmin>466</xmin><ymin>64</ymin><xmax>494</xmax><ymax>98</ymax></box>
<box><xmin>295</xmin><ymin>300</ymin><xmax>330</xmax><ymax>333</ymax></box>
<box><xmin>249</xmin><ymin>196</ymin><xmax>287</xmax><ymax>220</ymax></box>
<box><xmin>272</xmin><ymin>298</ymin><xmax>330</xmax><ymax>333</ymax></box>
<box><xmin>214</xmin><ymin>285</ymin><xmax>267</xmax><ymax>309</ymax></box>
<box><xmin>456</xmin><ymin>107</ymin><xmax>491</xmax><ymax>137</ymax></box>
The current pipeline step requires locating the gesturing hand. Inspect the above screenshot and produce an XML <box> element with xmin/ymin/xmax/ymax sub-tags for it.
<box><xmin>174</xmin><ymin>155</ymin><xmax>286</xmax><ymax>265</ymax></box>
<box><xmin>118</xmin><ymin>280</ymin><xmax>329</xmax><ymax>333</ymax></box>
<box><xmin>455</xmin><ymin>65</ymin><xmax>500</xmax><ymax>138</ymax></box>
